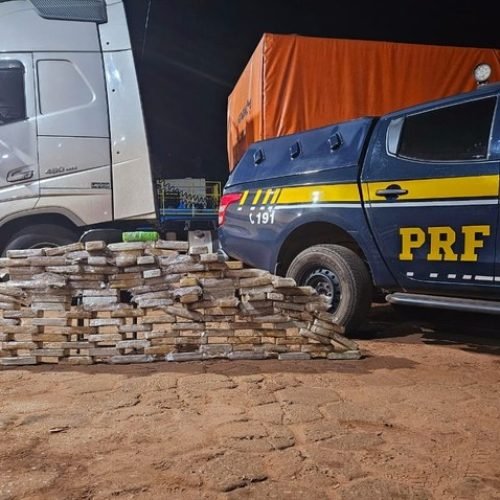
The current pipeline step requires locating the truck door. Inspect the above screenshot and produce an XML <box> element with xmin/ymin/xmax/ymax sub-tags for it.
<box><xmin>0</xmin><ymin>55</ymin><xmax>39</xmax><ymax>214</ymax></box>
<box><xmin>34</xmin><ymin>52</ymin><xmax>111</xmax><ymax>220</ymax></box>
<box><xmin>361</xmin><ymin>94</ymin><xmax>499</xmax><ymax>295</ymax></box>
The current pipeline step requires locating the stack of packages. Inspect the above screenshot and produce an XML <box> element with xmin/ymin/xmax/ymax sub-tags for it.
<box><xmin>0</xmin><ymin>241</ymin><xmax>361</xmax><ymax>367</ymax></box>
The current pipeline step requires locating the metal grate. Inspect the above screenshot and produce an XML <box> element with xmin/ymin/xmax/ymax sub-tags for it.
<box><xmin>28</xmin><ymin>0</ymin><xmax>107</xmax><ymax>23</ymax></box>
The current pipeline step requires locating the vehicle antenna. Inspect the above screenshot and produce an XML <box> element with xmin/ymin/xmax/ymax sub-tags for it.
<box><xmin>141</xmin><ymin>0</ymin><xmax>153</xmax><ymax>65</ymax></box>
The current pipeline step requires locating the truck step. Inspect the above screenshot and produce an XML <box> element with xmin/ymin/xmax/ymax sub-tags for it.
<box><xmin>386</xmin><ymin>293</ymin><xmax>500</xmax><ymax>315</ymax></box>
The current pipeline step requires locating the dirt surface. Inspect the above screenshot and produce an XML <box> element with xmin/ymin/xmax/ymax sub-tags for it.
<box><xmin>1</xmin><ymin>305</ymin><xmax>500</xmax><ymax>500</ymax></box>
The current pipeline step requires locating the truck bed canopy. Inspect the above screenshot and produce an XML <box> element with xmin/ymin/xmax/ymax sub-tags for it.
<box><xmin>228</xmin><ymin>34</ymin><xmax>500</xmax><ymax>170</ymax></box>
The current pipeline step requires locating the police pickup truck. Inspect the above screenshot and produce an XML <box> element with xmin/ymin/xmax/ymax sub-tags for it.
<box><xmin>219</xmin><ymin>81</ymin><xmax>500</xmax><ymax>331</ymax></box>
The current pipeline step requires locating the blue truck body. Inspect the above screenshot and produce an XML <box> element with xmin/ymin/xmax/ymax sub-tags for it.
<box><xmin>219</xmin><ymin>83</ymin><xmax>500</xmax><ymax>327</ymax></box>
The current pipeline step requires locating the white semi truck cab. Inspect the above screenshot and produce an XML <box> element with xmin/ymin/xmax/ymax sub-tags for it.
<box><xmin>0</xmin><ymin>0</ymin><xmax>156</xmax><ymax>251</ymax></box>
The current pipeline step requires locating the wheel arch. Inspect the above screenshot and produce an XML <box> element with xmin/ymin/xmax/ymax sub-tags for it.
<box><xmin>276</xmin><ymin>221</ymin><xmax>372</xmax><ymax>277</ymax></box>
<box><xmin>0</xmin><ymin>213</ymin><xmax>81</xmax><ymax>250</ymax></box>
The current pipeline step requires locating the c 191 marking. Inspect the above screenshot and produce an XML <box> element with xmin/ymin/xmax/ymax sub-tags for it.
<box><xmin>399</xmin><ymin>225</ymin><xmax>490</xmax><ymax>262</ymax></box>
<box><xmin>249</xmin><ymin>209</ymin><xmax>275</xmax><ymax>225</ymax></box>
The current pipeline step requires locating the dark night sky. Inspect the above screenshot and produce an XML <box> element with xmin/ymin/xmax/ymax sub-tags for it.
<box><xmin>123</xmin><ymin>0</ymin><xmax>500</xmax><ymax>184</ymax></box>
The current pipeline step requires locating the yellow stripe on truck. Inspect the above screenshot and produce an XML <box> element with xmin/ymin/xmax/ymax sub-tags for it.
<box><xmin>239</xmin><ymin>190</ymin><xmax>249</xmax><ymax>205</ymax></box>
<box><xmin>270</xmin><ymin>189</ymin><xmax>281</xmax><ymax>204</ymax></box>
<box><xmin>277</xmin><ymin>183</ymin><xmax>360</xmax><ymax>204</ymax></box>
<box><xmin>366</xmin><ymin>175</ymin><xmax>499</xmax><ymax>202</ymax></box>
<box><xmin>262</xmin><ymin>189</ymin><xmax>274</xmax><ymax>205</ymax></box>
<box><xmin>252</xmin><ymin>189</ymin><xmax>263</xmax><ymax>205</ymax></box>
<box><xmin>238</xmin><ymin>175</ymin><xmax>498</xmax><ymax>208</ymax></box>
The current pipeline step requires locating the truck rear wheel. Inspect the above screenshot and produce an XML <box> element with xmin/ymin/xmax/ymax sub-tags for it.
<box><xmin>286</xmin><ymin>244</ymin><xmax>372</xmax><ymax>333</ymax></box>
<box><xmin>2</xmin><ymin>224</ymin><xmax>79</xmax><ymax>254</ymax></box>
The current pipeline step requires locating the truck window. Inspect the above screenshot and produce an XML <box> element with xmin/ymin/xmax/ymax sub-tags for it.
<box><xmin>396</xmin><ymin>97</ymin><xmax>497</xmax><ymax>162</ymax></box>
<box><xmin>0</xmin><ymin>61</ymin><xmax>26</xmax><ymax>126</ymax></box>
<box><xmin>37</xmin><ymin>60</ymin><xmax>94</xmax><ymax>115</ymax></box>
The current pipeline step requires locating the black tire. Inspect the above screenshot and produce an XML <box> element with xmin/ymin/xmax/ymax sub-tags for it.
<box><xmin>286</xmin><ymin>244</ymin><xmax>372</xmax><ymax>333</ymax></box>
<box><xmin>2</xmin><ymin>224</ymin><xmax>79</xmax><ymax>254</ymax></box>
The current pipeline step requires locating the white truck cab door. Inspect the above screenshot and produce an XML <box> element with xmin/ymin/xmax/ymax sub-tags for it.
<box><xmin>0</xmin><ymin>54</ymin><xmax>39</xmax><ymax>214</ymax></box>
<box><xmin>34</xmin><ymin>52</ymin><xmax>113</xmax><ymax>225</ymax></box>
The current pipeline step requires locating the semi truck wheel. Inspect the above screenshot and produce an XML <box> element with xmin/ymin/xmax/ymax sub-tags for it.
<box><xmin>286</xmin><ymin>244</ymin><xmax>372</xmax><ymax>333</ymax></box>
<box><xmin>2</xmin><ymin>224</ymin><xmax>79</xmax><ymax>254</ymax></box>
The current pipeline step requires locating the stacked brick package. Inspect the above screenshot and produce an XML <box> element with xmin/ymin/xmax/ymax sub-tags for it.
<box><xmin>0</xmin><ymin>241</ymin><xmax>360</xmax><ymax>366</ymax></box>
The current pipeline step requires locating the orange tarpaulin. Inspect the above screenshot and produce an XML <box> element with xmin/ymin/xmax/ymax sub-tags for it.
<box><xmin>227</xmin><ymin>34</ymin><xmax>500</xmax><ymax>170</ymax></box>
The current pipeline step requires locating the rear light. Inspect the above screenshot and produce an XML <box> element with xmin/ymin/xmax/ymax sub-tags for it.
<box><xmin>218</xmin><ymin>192</ymin><xmax>242</xmax><ymax>226</ymax></box>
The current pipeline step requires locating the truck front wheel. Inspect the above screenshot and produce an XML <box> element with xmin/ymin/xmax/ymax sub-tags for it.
<box><xmin>2</xmin><ymin>224</ymin><xmax>80</xmax><ymax>254</ymax></box>
<box><xmin>286</xmin><ymin>244</ymin><xmax>372</xmax><ymax>333</ymax></box>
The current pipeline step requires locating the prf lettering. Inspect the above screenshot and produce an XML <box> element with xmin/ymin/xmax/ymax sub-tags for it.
<box><xmin>399</xmin><ymin>225</ymin><xmax>490</xmax><ymax>262</ymax></box>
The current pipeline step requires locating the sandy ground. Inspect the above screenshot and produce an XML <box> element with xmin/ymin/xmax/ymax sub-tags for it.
<box><xmin>1</xmin><ymin>305</ymin><xmax>500</xmax><ymax>500</ymax></box>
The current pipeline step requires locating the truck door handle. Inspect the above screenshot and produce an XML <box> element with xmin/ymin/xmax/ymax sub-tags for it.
<box><xmin>375</xmin><ymin>184</ymin><xmax>408</xmax><ymax>198</ymax></box>
<box><xmin>7</xmin><ymin>168</ymin><xmax>34</xmax><ymax>183</ymax></box>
